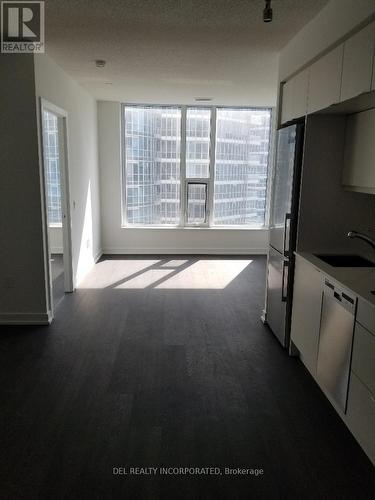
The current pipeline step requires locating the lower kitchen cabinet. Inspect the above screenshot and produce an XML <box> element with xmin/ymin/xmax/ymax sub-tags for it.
<box><xmin>351</xmin><ymin>321</ymin><xmax>375</xmax><ymax>396</ymax></box>
<box><xmin>291</xmin><ymin>255</ymin><xmax>375</xmax><ymax>465</ymax></box>
<box><xmin>346</xmin><ymin>372</ymin><xmax>375</xmax><ymax>465</ymax></box>
<box><xmin>347</xmin><ymin>321</ymin><xmax>375</xmax><ymax>465</ymax></box>
<box><xmin>290</xmin><ymin>256</ymin><xmax>323</xmax><ymax>376</ymax></box>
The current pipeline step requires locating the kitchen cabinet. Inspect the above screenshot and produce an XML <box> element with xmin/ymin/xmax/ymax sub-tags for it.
<box><xmin>307</xmin><ymin>45</ymin><xmax>344</xmax><ymax>114</ymax></box>
<box><xmin>280</xmin><ymin>79</ymin><xmax>293</xmax><ymax>125</ymax></box>
<box><xmin>347</xmin><ymin>319</ymin><xmax>375</xmax><ymax>465</ymax></box>
<box><xmin>293</xmin><ymin>68</ymin><xmax>309</xmax><ymax>119</ymax></box>
<box><xmin>341</xmin><ymin>21</ymin><xmax>375</xmax><ymax>102</ymax></box>
<box><xmin>342</xmin><ymin>108</ymin><xmax>375</xmax><ymax>194</ymax></box>
<box><xmin>290</xmin><ymin>254</ymin><xmax>375</xmax><ymax>464</ymax></box>
<box><xmin>351</xmin><ymin>321</ymin><xmax>375</xmax><ymax>396</ymax></box>
<box><xmin>357</xmin><ymin>296</ymin><xmax>375</xmax><ymax>333</ymax></box>
<box><xmin>280</xmin><ymin>69</ymin><xmax>309</xmax><ymax>125</ymax></box>
<box><xmin>290</xmin><ymin>256</ymin><xmax>323</xmax><ymax>376</ymax></box>
<box><xmin>346</xmin><ymin>372</ymin><xmax>375</xmax><ymax>465</ymax></box>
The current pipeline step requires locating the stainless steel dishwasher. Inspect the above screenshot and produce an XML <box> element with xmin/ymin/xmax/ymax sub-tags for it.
<box><xmin>316</xmin><ymin>280</ymin><xmax>357</xmax><ymax>413</ymax></box>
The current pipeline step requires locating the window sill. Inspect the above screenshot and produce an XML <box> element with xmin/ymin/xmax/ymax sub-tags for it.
<box><xmin>49</xmin><ymin>223</ymin><xmax>63</xmax><ymax>228</ymax></box>
<box><xmin>120</xmin><ymin>225</ymin><xmax>268</xmax><ymax>231</ymax></box>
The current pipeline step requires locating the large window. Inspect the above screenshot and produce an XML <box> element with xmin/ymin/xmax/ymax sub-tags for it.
<box><xmin>123</xmin><ymin>105</ymin><xmax>271</xmax><ymax>227</ymax></box>
<box><xmin>124</xmin><ymin>106</ymin><xmax>181</xmax><ymax>225</ymax></box>
<box><xmin>43</xmin><ymin>110</ymin><xmax>62</xmax><ymax>226</ymax></box>
<box><xmin>214</xmin><ymin>109</ymin><xmax>271</xmax><ymax>226</ymax></box>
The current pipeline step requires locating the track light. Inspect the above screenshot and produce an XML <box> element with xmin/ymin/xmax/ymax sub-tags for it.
<box><xmin>263</xmin><ymin>0</ymin><xmax>273</xmax><ymax>23</ymax></box>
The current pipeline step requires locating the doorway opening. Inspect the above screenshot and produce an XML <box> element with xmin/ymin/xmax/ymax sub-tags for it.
<box><xmin>40</xmin><ymin>99</ymin><xmax>74</xmax><ymax>318</ymax></box>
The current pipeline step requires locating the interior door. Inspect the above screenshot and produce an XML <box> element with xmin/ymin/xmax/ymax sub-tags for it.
<box><xmin>267</xmin><ymin>246</ymin><xmax>288</xmax><ymax>346</ymax></box>
<box><xmin>269</xmin><ymin>125</ymin><xmax>297</xmax><ymax>254</ymax></box>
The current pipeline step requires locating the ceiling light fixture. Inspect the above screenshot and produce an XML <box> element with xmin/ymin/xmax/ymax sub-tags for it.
<box><xmin>263</xmin><ymin>0</ymin><xmax>273</xmax><ymax>23</ymax></box>
<box><xmin>195</xmin><ymin>97</ymin><xmax>213</xmax><ymax>102</ymax></box>
<box><xmin>95</xmin><ymin>59</ymin><xmax>106</xmax><ymax>68</ymax></box>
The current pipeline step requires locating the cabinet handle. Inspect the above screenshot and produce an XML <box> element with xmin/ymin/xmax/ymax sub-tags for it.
<box><xmin>281</xmin><ymin>260</ymin><xmax>289</xmax><ymax>302</ymax></box>
<box><xmin>283</xmin><ymin>213</ymin><xmax>292</xmax><ymax>256</ymax></box>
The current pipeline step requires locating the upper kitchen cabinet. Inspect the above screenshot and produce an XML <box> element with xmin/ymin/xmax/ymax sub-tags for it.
<box><xmin>280</xmin><ymin>68</ymin><xmax>309</xmax><ymax>125</ymax></box>
<box><xmin>341</xmin><ymin>21</ymin><xmax>375</xmax><ymax>102</ymax></box>
<box><xmin>307</xmin><ymin>45</ymin><xmax>344</xmax><ymax>114</ymax></box>
<box><xmin>293</xmin><ymin>68</ymin><xmax>309</xmax><ymax>119</ymax></box>
<box><xmin>343</xmin><ymin>108</ymin><xmax>375</xmax><ymax>194</ymax></box>
<box><xmin>280</xmin><ymin>79</ymin><xmax>293</xmax><ymax>125</ymax></box>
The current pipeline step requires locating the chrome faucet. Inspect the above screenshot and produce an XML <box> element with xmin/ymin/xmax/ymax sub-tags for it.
<box><xmin>347</xmin><ymin>231</ymin><xmax>375</xmax><ymax>251</ymax></box>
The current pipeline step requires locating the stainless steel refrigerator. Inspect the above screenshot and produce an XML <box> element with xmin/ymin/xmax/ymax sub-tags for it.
<box><xmin>266</xmin><ymin>122</ymin><xmax>304</xmax><ymax>348</ymax></box>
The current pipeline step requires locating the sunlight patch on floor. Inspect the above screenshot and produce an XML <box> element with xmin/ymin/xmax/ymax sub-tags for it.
<box><xmin>78</xmin><ymin>259</ymin><xmax>160</xmax><ymax>288</ymax></box>
<box><xmin>79</xmin><ymin>258</ymin><xmax>253</xmax><ymax>289</ymax></box>
<box><xmin>155</xmin><ymin>259</ymin><xmax>252</xmax><ymax>289</ymax></box>
<box><xmin>115</xmin><ymin>269</ymin><xmax>173</xmax><ymax>289</ymax></box>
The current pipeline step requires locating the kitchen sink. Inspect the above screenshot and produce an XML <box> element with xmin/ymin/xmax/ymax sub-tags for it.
<box><xmin>314</xmin><ymin>254</ymin><xmax>375</xmax><ymax>267</ymax></box>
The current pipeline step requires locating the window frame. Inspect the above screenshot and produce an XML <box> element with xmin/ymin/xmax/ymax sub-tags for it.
<box><xmin>121</xmin><ymin>103</ymin><xmax>273</xmax><ymax>229</ymax></box>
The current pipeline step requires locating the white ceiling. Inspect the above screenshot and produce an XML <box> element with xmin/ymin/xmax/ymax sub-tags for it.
<box><xmin>43</xmin><ymin>0</ymin><xmax>330</xmax><ymax>104</ymax></box>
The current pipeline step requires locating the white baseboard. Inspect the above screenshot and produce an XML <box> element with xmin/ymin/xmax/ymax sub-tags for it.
<box><xmin>0</xmin><ymin>312</ymin><xmax>52</xmax><ymax>325</ymax></box>
<box><xmin>94</xmin><ymin>249</ymin><xmax>103</xmax><ymax>262</ymax></box>
<box><xmin>102</xmin><ymin>247</ymin><xmax>267</xmax><ymax>255</ymax></box>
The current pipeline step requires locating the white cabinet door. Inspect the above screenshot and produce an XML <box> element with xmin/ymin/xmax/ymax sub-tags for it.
<box><xmin>307</xmin><ymin>45</ymin><xmax>344</xmax><ymax>114</ymax></box>
<box><xmin>280</xmin><ymin>80</ymin><xmax>293</xmax><ymax>125</ymax></box>
<box><xmin>351</xmin><ymin>322</ymin><xmax>375</xmax><ymax>396</ymax></box>
<box><xmin>290</xmin><ymin>256</ymin><xmax>323</xmax><ymax>377</ymax></box>
<box><xmin>343</xmin><ymin>108</ymin><xmax>375</xmax><ymax>194</ymax></box>
<box><xmin>346</xmin><ymin>372</ymin><xmax>375</xmax><ymax>466</ymax></box>
<box><xmin>341</xmin><ymin>21</ymin><xmax>375</xmax><ymax>102</ymax></box>
<box><xmin>293</xmin><ymin>68</ymin><xmax>309</xmax><ymax>119</ymax></box>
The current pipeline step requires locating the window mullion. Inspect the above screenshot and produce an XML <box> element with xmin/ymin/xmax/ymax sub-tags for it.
<box><xmin>207</xmin><ymin>107</ymin><xmax>217</xmax><ymax>227</ymax></box>
<box><xmin>180</xmin><ymin>106</ymin><xmax>187</xmax><ymax>227</ymax></box>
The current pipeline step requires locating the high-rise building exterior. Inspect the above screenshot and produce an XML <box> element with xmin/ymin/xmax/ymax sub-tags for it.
<box><xmin>124</xmin><ymin>107</ymin><xmax>181</xmax><ymax>225</ymax></box>
<box><xmin>214</xmin><ymin>109</ymin><xmax>271</xmax><ymax>225</ymax></box>
<box><xmin>124</xmin><ymin>106</ymin><xmax>271</xmax><ymax>227</ymax></box>
<box><xmin>43</xmin><ymin>110</ymin><xmax>62</xmax><ymax>225</ymax></box>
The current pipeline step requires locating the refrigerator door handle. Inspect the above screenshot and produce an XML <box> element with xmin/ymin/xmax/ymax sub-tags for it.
<box><xmin>283</xmin><ymin>213</ymin><xmax>292</xmax><ymax>256</ymax></box>
<box><xmin>281</xmin><ymin>260</ymin><xmax>289</xmax><ymax>302</ymax></box>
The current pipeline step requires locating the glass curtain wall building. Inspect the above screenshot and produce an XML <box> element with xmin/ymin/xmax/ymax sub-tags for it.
<box><xmin>214</xmin><ymin>109</ymin><xmax>271</xmax><ymax>226</ymax></box>
<box><xmin>123</xmin><ymin>106</ymin><xmax>271</xmax><ymax>227</ymax></box>
<box><xmin>124</xmin><ymin>107</ymin><xmax>181</xmax><ymax>225</ymax></box>
<box><xmin>43</xmin><ymin>110</ymin><xmax>62</xmax><ymax>225</ymax></box>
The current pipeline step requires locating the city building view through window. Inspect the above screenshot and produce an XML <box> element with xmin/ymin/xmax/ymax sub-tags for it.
<box><xmin>43</xmin><ymin>110</ymin><xmax>62</xmax><ymax>226</ymax></box>
<box><xmin>123</xmin><ymin>106</ymin><xmax>271</xmax><ymax>227</ymax></box>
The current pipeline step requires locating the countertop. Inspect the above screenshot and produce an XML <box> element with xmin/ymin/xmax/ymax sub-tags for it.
<box><xmin>295</xmin><ymin>252</ymin><xmax>375</xmax><ymax>308</ymax></box>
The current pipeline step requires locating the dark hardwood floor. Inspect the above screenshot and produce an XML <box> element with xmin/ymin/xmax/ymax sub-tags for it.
<box><xmin>0</xmin><ymin>255</ymin><xmax>374</xmax><ymax>500</ymax></box>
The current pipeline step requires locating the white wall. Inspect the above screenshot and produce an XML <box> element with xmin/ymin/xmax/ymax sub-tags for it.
<box><xmin>0</xmin><ymin>55</ymin><xmax>48</xmax><ymax>324</ymax></box>
<box><xmin>34</xmin><ymin>54</ymin><xmax>101</xmax><ymax>285</ymax></box>
<box><xmin>279</xmin><ymin>0</ymin><xmax>375</xmax><ymax>80</ymax></box>
<box><xmin>98</xmin><ymin>101</ymin><xmax>269</xmax><ymax>254</ymax></box>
